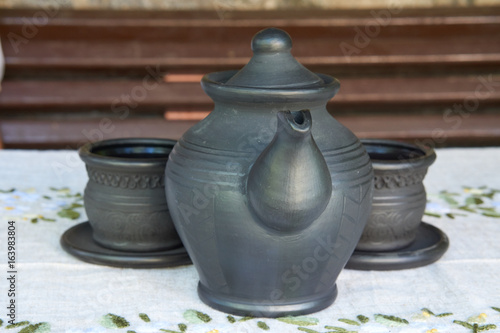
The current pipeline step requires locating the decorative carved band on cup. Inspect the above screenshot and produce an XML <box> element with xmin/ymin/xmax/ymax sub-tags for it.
<box><xmin>374</xmin><ymin>171</ymin><xmax>426</xmax><ymax>189</ymax></box>
<box><xmin>87</xmin><ymin>167</ymin><xmax>165</xmax><ymax>189</ymax></box>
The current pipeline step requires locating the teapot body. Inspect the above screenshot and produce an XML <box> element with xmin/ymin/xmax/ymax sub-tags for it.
<box><xmin>166</xmin><ymin>95</ymin><xmax>373</xmax><ymax>317</ymax></box>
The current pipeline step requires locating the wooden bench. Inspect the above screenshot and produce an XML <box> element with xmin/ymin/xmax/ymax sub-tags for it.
<box><xmin>1</xmin><ymin>8</ymin><xmax>500</xmax><ymax>149</ymax></box>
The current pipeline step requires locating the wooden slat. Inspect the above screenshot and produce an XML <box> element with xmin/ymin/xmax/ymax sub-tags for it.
<box><xmin>0</xmin><ymin>119</ymin><xmax>195</xmax><ymax>149</ymax></box>
<box><xmin>2</xmin><ymin>76</ymin><xmax>500</xmax><ymax>111</ymax></box>
<box><xmin>3</xmin><ymin>37</ymin><xmax>500</xmax><ymax>71</ymax></box>
<box><xmin>2</xmin><ymin>113</ymin><xmax>499</xmax><ymax>149</ymax></box>
<box><xmin>1</xmin><ymin>8</ymin><xmax>500</xmax><ymax>75</ymax></box>
<box><xmin>0</xmin><ymin>81</ymin><xmax>208</xmax><ymax>109</ymax></box>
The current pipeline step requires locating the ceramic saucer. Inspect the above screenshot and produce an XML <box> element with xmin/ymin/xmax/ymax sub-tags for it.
<box><xmin>60</xmin><ymin>221</ymin><xmax>192</xmax><ymax>268</ymax></box>
<box><xmin>345</xmin><ymin>222</ymin><xmax>449</xmax><ymax>271</ymax></box>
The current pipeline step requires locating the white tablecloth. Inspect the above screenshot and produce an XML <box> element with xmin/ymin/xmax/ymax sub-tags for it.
<box><xmin>0</xmin><ymin>148</ymin><xmax>499</xmax><ymax>333</ymax></box>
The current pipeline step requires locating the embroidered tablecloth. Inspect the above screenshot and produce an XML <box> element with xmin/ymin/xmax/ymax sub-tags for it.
<box><xmin>0</xmin><ymin>148</ymin><xmax>499</xmax><ymax>333</ymax></box>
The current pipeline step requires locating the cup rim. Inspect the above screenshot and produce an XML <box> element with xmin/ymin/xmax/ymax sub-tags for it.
<box><xmin>361</xmin><ymin>139</ymin><xmax>436</xmax><ymax>171</ymax></box>
<box><xmin>79</xmin><ymin>138</ymin><xmax>177</xmax><ymax>169</ymax></box>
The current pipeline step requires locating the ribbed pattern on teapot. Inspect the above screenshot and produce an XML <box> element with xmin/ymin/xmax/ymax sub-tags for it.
<box><xmin>166</xmin><ymin>139</ymin><xmax>251</xmax><ymax>187</ymax></box>
<box><xmin>322</xmin><ymin>141</ymin><xmax>373</xmax><ymax>185</ymax></box>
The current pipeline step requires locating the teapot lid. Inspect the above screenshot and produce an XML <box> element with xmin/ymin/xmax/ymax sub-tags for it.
<box><xmin>225</xmin><ymin>28</ymin><xmax>324</xmax><ymax>88</ymax></box>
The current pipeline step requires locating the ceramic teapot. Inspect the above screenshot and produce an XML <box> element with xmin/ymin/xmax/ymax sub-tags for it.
<box><xmin>165</xmin><ymin>28</ymin><xmax>374</xmax><ymax>317</ymax></box>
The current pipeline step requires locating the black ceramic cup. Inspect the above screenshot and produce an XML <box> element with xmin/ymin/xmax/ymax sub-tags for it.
<box><xmin>79</xmin><ymin>138</ymin><xmax>182</xmax><ymax>252</ymax></box>
<box><xmin>356</xmin><ymin>139</ymin><xmax>436</xmax><ymax>252</ymax></box>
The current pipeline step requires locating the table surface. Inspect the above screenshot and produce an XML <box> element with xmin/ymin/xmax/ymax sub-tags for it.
<box><xmin>0</xmin><ymin>148</ymin><xmax>499</xmax><ymax>333</ymax></box>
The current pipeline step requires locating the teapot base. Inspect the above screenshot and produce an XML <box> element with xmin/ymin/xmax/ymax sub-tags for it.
<box><xmin>197</xmin><ymin>282</ymin><xmax>337</xmax><ymax>318</ymax></box>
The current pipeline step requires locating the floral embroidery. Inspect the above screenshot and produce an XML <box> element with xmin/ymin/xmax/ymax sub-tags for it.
<box><xmin>1</xmin><ymin>306</ymin><xmax>498</xmax><ymax>331</ymax></box>
<box><xmin>1</xmin><ymin>185</ymin><xmax>499</xmax><ymax>332</ymax></box>
<box><xmin>35</xmin><ymin>307</ymin><xmax>486</xmax><ymax>332</ymax></box>
<box><xmin>0</xmin><ymin>187</ymin><xmax>84</xmax><ymax>223</ymax></box>
<box><xmin>425</xmin><ymin>186</ymin><xmax>500</xmax><ymax>219</ymax></box>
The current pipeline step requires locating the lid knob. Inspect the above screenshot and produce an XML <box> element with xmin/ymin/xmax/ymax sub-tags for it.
<box><xmin>251</xmin><ymin>28</ymin><xmax>292</xmax><ymax>54</ymax></box>
<box><xmin>224</xmin><ymin>27</ymin><xmax>323</xmax><ymax>88</ymax></box>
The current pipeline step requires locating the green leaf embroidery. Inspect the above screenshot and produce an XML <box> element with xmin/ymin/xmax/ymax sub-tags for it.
<box><xmin>478</xmin><ymin>207</ymin><xmax>496</xmax><ymax>212</ymax></box>
<box><xmin>356</xmin><ymin>315</ymin><xmax>369</xmax><ymax>323</ymax></box>
<box><xmin>324</xmin><ymin>325</ymin><xmax>357</xmax><ymax>332</ymax></box>
<box><xmin>421</xmin><ymin>308</ymin><xmax>435</xmax><ymax>316</ymax></box>
<box><xmin>100</xmin><ymin>313</ymin><xmax>130</xmax><ymax>328</ymax></box>
<box><xmin>183</xmin><ymin>309</ymin><xmax>211</xmax><ymax>324</ymax></box>
<box><xmin>424</xmin><ymin>212</ymin><xmax>442</xmax><ymax>218</ymax></box>
<box><xmin>18</xmin><ymin>323</ymin><xmax>50</xmax><ymax>333</ymax></box>
<box><xmin>0</xmin><ymin>188</ymin><xmax>15</xmax><ymax>193</ymax></box>
<box><xmin>448</xmin><ymin>213</ymin><xmax>466</xmax><ymax>219</ymax></box>
<box><xmin>68</xmin><ymin>202</ymin><xmax>83</xmax><ymax>209</ymax></box>
<box><xmin>42</xmin><ymin>195</ymin><xmax>51</xmax><ymax>200</ymax></box>
<box><xmin>297</xmin><ymin>327</ymin><xmax>321</xmax><ymax>333</ymax></box>
<box><xmin>0</xmin><ymin>318</ymin><xmax>3</xmax><ymax>327</ymax></box>
<box><xmin>277</xmin><ymin>316</ymin><xmax>319</xmax><ymax>326</ymax></box>
<box><xmin>453</xmin><ymin>320</ymin><xmax>473</xmax><ymax>329</ymax></box>
<box><xmin>227</xmin><ymin>315</ymin><xmax>236</xmax><ymax>323</ymax></box>
<box><xmin>40</xmin><ymin>217</ymin><xmax>56</xmax><ymax>222</ymax></box>
<box><xmin>482</xmin><ymin>211</ymin><xmax>500</xmax><ymax>218</ymax></box>
<box><xmin>324</xmin><ymin>326</ymin><xmax>345</xmax><ymax>332</ymax></box>
<box><xmin>49</xmin><ymin>188</ymin><xmax>84</xmax><ymax>221</ymax></box>
<box><xmin>49</xmin><ymin>187</ymin><xmax>70</xmax><ymax>192</ymax></box>
<box><xmin>257</xmin><ymin>321</ymin><xmax>270</xmax><ymax>330</ymax></box>
<box><xmin>479</xmin><ymin>324</ymin><xmax>497</xmax><ymax>331</ymax></box>
<box><xmin>439</xmin><ymin>192</ymin><xmax>459</xmax><ymax>205</ymax></box>
<box><xmin>466</xmin><ymin>197</ymin><xmax>484</xmax><ymax>205</ymax></box>
<box><xmin>57</xmin><ymin>208</ymin><xmax>80</xmax><ymax>220</ymax></box>
<box><xmin>238</xmin><ymin>316</ymin><xmax>254</xmax><ymax>322</ymax></box>
<box><xmin>139</xmin><ymin>313</ymin><xmax>150</xmax><ymax>322</ymax></box>
<box><xmin>421</xmin><ymin>308</ymin><xmax>453</xmax><ymax>318</ymax></box>
<box><xmin>374</xmin><ymin>314</ymin><xmax>409</xmax><ymax>327</ymax></box>
<box><xmin>6</xmin><ymin>321</ymin><xmax>30</xmax><ymax>329</ymax></box>
<box><xmin>178</xmin><ymin>323</ymin><xmax>187</xmax><ymax>332</ymax></box>
<box><xmin>482</xmin><ymin>192</ymin><xmax>495</xmax><ymax>199</ymax></box>
<box><xmin>127</xmin><ymin>331</ymin><xmax>137</xmax><ymax>333</ymax></box>
<box><xmin>459</xmin><ymin>206</ymin><xmax>477</xmax><ymax>213</ymax></box>
<box><xmin>31</xmin><ymin>218</ymin><xmax>38</xmax><ymax>224</ymax></box>
<box><xmin>159</xmin><ymin>330</ymin><xmax>179</xmax><ymax>333</ymax></box>
<box><xmin>338</xmin><ymin>318</ymin><xmax>360</xmax><ymax>326</ymax></box>
<box><xmin>59</xmin><ymin>192</ymin><xmax>83</xmax><ymax>199</ymax></box>
<box><xmin>492</xmin><ymin>306</ymin><xmax>500</xmax><ymax>312</ymax></box>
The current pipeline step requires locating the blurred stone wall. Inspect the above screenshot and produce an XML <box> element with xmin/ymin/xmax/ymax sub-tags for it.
<box><xmin>0</xmin><ymin>0</ymin><xmax>499</xmax><ymax>10</ymax></box>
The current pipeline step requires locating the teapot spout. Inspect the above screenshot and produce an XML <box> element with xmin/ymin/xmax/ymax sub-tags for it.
<box><xmin>247</xmin><ymin>110</ymin><xmax>332</xmax><ymax>233</ymax></box>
